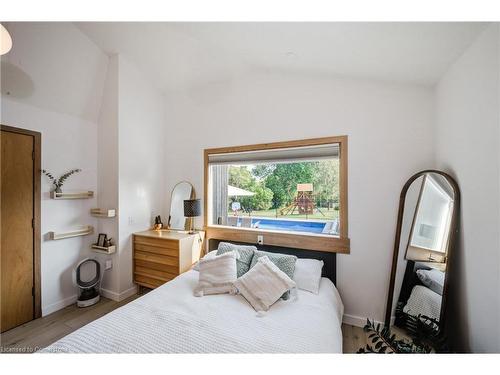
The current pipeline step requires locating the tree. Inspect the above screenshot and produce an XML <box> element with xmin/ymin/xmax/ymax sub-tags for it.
<box><xmin>228</xmin><ymin>166</ymin><xmax>274</xmax><ymax>212</ymax></box>
<box><xmin>311</xmin><ymin>159</ymin><xmax>339</xmax><ymax>207</ymax></box>
<box><xmin>264</xmin><ymin>162</ymin><xmax>315</xmax><ymax>208</ymax></box>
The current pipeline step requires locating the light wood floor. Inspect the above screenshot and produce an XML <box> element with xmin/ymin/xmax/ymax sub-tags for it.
<box><xmin>1</xmin><ymin>294</ymin><xmax>368</xmax><ymax>353</ymax></box>
<box><xmin>0</xmin><ymin>295</ymin><xmax>140</xmax><ymax>353</ymax></box>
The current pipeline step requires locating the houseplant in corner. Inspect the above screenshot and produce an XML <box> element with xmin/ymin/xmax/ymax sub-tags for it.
<box><xmin>42</xmin><ymin>169</ymin><xmax>81</xmax><ymax>193</ymax></box>
<box><xmin>357</xmin><ymin>316</ymin><xmax>448</xmax><ymax>353</ymax></box>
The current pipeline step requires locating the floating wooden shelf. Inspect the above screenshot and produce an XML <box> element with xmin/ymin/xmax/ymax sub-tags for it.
<box><xmin>51</xmin><ymin>191</ymin><xmax>94</xmax><ymax>200</ymax></box>
<box><xmin>91</xmin><ymin>244</ymin><xmax>116</xmax><ymax>254</ymax></box>
<box><xmin>90</xmin><ymin>208</ymin><xmax>116</xmax><ymax>218</ymax></box>
<box><xmin>48</xmin><ymin>225</ymin><xmax>94</xmax><ymax>240</ymax></box>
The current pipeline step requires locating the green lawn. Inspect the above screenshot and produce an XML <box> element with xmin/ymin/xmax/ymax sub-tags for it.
<box><xmin>228</xmin><ymin>208</ymin><xmax>339</xmax><ymax>221</ymax></box>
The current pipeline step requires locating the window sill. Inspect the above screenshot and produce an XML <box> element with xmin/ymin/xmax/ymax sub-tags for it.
<box><xmin>205</xmin><ymin>225</ymin><xmax>350</xmax><ymax>254</ymax></box>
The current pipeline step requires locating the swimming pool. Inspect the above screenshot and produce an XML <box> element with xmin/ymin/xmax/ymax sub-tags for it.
<box><xmin>251</xmin><ymin>218</ymin><xmax>326</xmax><ymax>234</ymax></box>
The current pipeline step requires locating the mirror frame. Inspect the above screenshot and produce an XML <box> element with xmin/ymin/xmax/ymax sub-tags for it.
<box><xmin>385</xmin><ymin>169</ymin><xmax>460</xmax><ymax>330</ymax></box>
<box><xmin>168</xmin><ymin>181</ymin><xmax>195</xmax><ymax>231</ymax></box>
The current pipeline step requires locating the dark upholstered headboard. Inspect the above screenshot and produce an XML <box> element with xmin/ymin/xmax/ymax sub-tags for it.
<box><xmin>208</xmin><ymin>239</ymin><xmax>337</xmax><ymax>285</ymax></box>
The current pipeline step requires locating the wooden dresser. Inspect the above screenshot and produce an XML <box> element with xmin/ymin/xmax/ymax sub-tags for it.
<box><xmin>133</xmin><ymin>230</ymin><xmax>205</xmax><ymax>289</ymax></box>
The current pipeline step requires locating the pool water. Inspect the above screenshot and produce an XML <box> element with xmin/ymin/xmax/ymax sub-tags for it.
<box><xmin>251</xmin><ymin>218</ymin><xmax>326</xmax><ymax>234</ymax></box>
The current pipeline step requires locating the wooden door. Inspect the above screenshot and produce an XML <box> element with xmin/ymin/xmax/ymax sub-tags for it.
<box><xmin>1</xmin><ymin>126</ymin><xmax>41</xmax><ymax>332</ymax></box>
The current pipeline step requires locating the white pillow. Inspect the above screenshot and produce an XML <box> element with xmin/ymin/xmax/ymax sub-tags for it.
<box><xmin>194</xmin><ymin>251</ymin><xmax>237</xmax><ymax>296</ymax></box>
<box><xmin>192</xmin><ymin>250</ymin><xmax>218</xmax><ymax>271</ymax></box>
<box><xmin>416</xmin><ymin>268</ymin><xmax>445</xmax><ymax>295</ymax></box>
<box><xmin>293</xmin><ymin>258</ymin><xmax>324</xmax><ymax>294</ymax></box>
<box><xmin>233</xmin><ymin>256</ymin><xmax>296</xmax><ymax>312</ymax></box>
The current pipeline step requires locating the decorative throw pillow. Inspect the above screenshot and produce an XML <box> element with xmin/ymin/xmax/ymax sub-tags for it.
<box><xmin>194</xmin><ymin>252</ymin><xmax>237</xmax><ymax>297</ymax></box>
<box><xmin>250</xmin><ymin>250</ymin><xmax>297</xmax><ymax>299</ymax></box>
<box><xmin>416</xmin><ymin>268</ymin><xmax>445</xmax><ymax>295</ymax></box>
<box><xmin>293</xmin><ymin>258</ymin><xmax>324</xmax><ymax>294</ymax></box>
<box><xmin>216</xmin><ymin>242</ymin><xmax>256</xmax><ymax>278</ymax></box>
<box><xmin>192</xmin><ymin>250</ymin><xmax>217</xmax><ymax>271</ymax></box>
<box><xmin>233</xmin><ymin>256</ymin><xmax>296</xmax><ymax>313</ymax></box>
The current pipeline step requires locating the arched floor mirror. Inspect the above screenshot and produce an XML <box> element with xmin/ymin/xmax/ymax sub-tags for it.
<box><xmin>385</xmin><ymin>170</ymin><xmax>460</xmax><ymax>337</ymax></box>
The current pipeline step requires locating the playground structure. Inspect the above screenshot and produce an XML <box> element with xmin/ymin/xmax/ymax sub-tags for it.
<box><xmin>280</xmin><ymin>183</ymin><xmax>325</xmax><ymax>217</ymax></box>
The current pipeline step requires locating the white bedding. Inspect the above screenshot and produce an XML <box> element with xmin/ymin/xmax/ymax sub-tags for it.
<box><xmin>41</xmin><ymin>270</ymin><xmax>344</xmax><ymax>353</ymax></box>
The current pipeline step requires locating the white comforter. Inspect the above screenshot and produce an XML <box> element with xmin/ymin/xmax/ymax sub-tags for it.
<box><xmin>41</xmin><ymin>270</ymin><xmax>344</xmax><ymax>353</ymax></box>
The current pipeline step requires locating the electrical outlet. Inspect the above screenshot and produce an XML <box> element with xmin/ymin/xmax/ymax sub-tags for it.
<box><xmin>257</xmin><ymin>235</ymin><xmax>264</xmax><ymax>245</ymax></box>
<box><xmin>128</xmin><ymin>216</ymin><xmax>134</xmax><ymax>225</ymax></box>
<box><xmin>105</xmin><ymin>260</ymin><xmax>112</xmax><ymax>270</ymax></box>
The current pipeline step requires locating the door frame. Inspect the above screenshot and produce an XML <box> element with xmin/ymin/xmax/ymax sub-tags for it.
<box><xmin>1</xmin><ymin>124</ymin><xmax>41</xmax><ymax>319</ymax></box>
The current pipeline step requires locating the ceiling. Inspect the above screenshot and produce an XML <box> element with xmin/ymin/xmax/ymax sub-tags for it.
<box><xmin>77</xmin><ymin>22</ymin><xmax>488</xmax><ymax>92</ymax></box>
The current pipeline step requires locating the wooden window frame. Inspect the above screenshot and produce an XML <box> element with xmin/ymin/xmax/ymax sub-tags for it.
<box><xmin>203</xmin><ymin>136</ymin><xmax>350</xmax><ymax>254</ymax></box>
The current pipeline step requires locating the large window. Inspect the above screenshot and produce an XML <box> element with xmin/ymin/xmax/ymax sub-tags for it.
<box><xmin>204</xmin><ymin>136</ymin><xmax>349</xmax><ymax>253</ymax></box>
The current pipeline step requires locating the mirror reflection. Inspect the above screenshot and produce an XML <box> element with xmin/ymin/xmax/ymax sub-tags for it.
<box><xmin>169</xmin><ymin>181</ymin><xmax>194</xmax><ymax>230</ymax></box>
<box><xmin>386</xmin><ymin>171</ymin><xmax>458</xmax><ymax>336</ymax></box>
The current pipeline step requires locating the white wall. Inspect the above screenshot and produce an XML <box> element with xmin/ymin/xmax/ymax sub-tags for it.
<box><xmin>1</xmin><ymin>23</ymin><xmax>166</xmax><ymax>310</ymax></box>
<box><xmin>116</xmin><ymin>56</ymin><xmax>166</xmax><ymax>296</ymax></box>
<box><xmin>95</xmin><ymin>55</ymin><xmax>120</xmax><ymax>295</ymax></box>
<box><xmin>435</xmin><ymin>24</ymin><xmax>500</xmax><ymax>353</ymax></box>
<box><xmin>164</xmin><ymin>70</ymin><xmax>435</xmax><ymax>325</ymax></box>
<box><xmin>1</xmin><ymin>99</ymin><xmax>100</xmax><ymax>315</ymax></box>
<box><xmin>1</xmin><ymin>23</ymin><xmax>107</xmax><ymax>315</ymax></box>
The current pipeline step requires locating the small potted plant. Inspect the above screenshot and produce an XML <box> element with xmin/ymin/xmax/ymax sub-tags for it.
<box><xmin>42</xmin><ymin>169</ymin><xmax>82</xmax><ymax>193</ymax></box>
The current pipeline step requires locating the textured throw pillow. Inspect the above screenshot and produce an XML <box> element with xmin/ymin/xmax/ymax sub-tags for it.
<box><xmin>216</xmin><ymin>242</ymin><xmax>256</xmax><ymax>278</ymax></box>
<box><xmin>250</xmin><ymin>250</ymin><xmax>297</xmax><ymax>299</ymax></box>
<box><xmin>194</xmin><ymin>252</ymin><xmax>237</xmax><ymax>296</ymax></box>
<box><xmin>192</xmin><ymin>250</ymin><xmax>217</xmax><ymax>271</ymax></box>
<box><xmin>293</xmin><ymin>258</ymin><xmax>324</xmax><ymax>294</ymax></box>
<box><xmin>416</xmin><ymin>268</ymin><xmax>445</xmax><ymax>295</ymax></box>
<box><xmin>233</xmin><ymin>256</ymin><xmax>296</xmax><ymax>312</ymax></box>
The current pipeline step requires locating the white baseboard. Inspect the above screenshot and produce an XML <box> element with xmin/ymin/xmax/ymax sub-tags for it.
<box><xmin>101</xmin><ymin>285</ymin><xmax>137</xmax><ymax>302</ymax></box>
<box><xmin>42</xmin><ymin>294</ymin><xmax>78</xmax><ymax>316</ymax></box>
<box><xmin>343</xmin><ymin>314</ymin><xmax>385</xmax><ymax>328</ymax></box>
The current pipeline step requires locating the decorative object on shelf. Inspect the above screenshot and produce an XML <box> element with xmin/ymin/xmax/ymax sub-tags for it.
<box><xmin>42</xmin><ymin>168</ymin><xmax>82</xmax><ymax>194</ymax></box>
<box><xmin>90</xmin><ymin>208</ymin><xmax>116</xmax><ymax>218</ymax></box>
<box><xmin>357</xmin><ymin>318</ymin><xmax>448</xmax><ymax>354</ymax></box>
<box><xmin>153</xmin><ymin>215</ymin><xmax>163</xmax><ymax>230</ymax></box>
<box><xmin>97</xmin><ymin>233</ymin><xmax>107</xmax><ymax>247</ymax></box>
<box><xmin>184</xmin><ymin>199</ymin><xmax>201</xmax><ymax>234</ymax></box>
<box><xmin>92</xmin><ymin>234</ymin><xmax>115</xmax><ymax>254</ymax></box>
<box><xmin>50</xmin><ymin>190</ymin><xmax>94</xmax><ymax>199</ymax></box>
<box><xmin>48</xmin><ymin>225</ymin><xmax>94</xmax><ymax>240</ymax></box>
<box><xmin>104</xmin><ymin>237</ymin><xmax>113</xmax><ymax>248</ymax></box>
<box><xmin>92</xmin><ymin>237</ymin><xmax>115</xmax><ymax>254</ymax></box>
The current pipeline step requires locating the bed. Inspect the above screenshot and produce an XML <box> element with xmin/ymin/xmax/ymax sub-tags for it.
<box><xmin>41</xmin><ymin>242</ymin><xmax>344</xmax><ymax>353</ymax></box>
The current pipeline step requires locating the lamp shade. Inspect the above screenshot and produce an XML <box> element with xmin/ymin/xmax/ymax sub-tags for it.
<box><xmin>0</xmin><ymin>24</ymin><xmax>12</xmax><ymax>56</ymax></box>
<box><xmin>184</xmin><ymin>199</ymin><xmax>201</xmax><ymax>218</ymax></box>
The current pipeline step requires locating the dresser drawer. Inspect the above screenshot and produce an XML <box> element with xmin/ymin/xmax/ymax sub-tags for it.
<box><xmin>134</xmin><ymin>274</ymin><xmax>173</xmax><ymax>289</ymax></box>
<box><xmin>134</xmin><ymin>242</ymin><xmax>179</xmax><ymax>257</ymax></box>
<box><xmin>135</xmin><ymin>266</ymin><xmax>178</xmax><ymax>281</ymax></box>
<box><xmin>134</xmin><ymin>259</ymin><xmax>178</xmax><ymax>274</ymax></box>
<box><xmin>134</xmin><ymin>251</ymin><xmax>179</xmax><ymax>267</ymax></box>
<box><xmin>134</xmin><ymin>236</ymin><xmax>179</xmax><ymax>250</ymax></box>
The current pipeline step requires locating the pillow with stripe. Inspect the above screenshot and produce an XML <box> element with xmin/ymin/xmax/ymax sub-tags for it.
<box><xmin>233</xmin><ymin>256</ymin><xmax>296</xmax><ymax>312</ymax></box>
<box><xmin>250</xmin><ymin>250</ymin><xmax>297</xmax><ymax>300</ymax></box>
<box><xmin>194</xmin><ymin>251</ymin><xmax>237</xmax><ymax>296</ymax></box>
